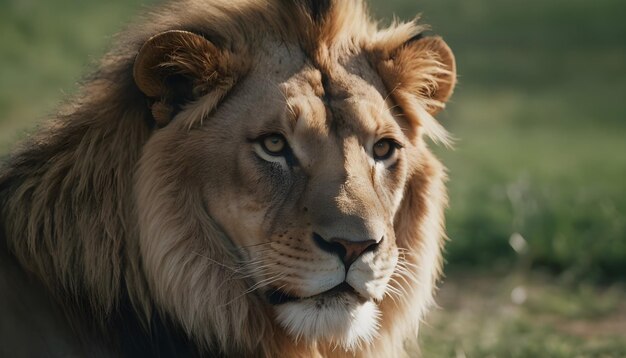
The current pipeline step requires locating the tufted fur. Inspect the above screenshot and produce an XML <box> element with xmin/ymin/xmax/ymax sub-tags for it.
<box><xmin>0</xmin><ymin>0</ymin><xmax>455</xmax><ymax>356</ymax></box>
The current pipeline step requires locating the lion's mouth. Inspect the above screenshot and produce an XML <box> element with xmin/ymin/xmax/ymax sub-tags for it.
<box><xmin>266</xmin><ymin>282</ymin><xmax>363</xmax><ymax>305</ymax></box>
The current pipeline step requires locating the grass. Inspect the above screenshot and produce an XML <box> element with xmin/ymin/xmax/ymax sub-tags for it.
<box><xmin>418</xmin><ymin>272</ymin><xmax>626</xmax><ymax>357</ymax></box>
<box><xmin>1</xmin><ymin>0</ymin><xmax>625</xmax><ymax>355</ymax></box>
<box><xmin>0</xmin><ymin>0</ymin><xmax>155</xmax><ymax>152</ymax></box>
<box><xmin>440</xmin><ymin>93</ymin><xmax>626</xmax><ymax>280</ymax></box>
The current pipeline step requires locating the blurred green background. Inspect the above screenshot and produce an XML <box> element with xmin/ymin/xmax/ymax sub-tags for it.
<box><xmin>1</xmin><ymin>0</ymin><xmax>625</xmax><ymax>356</ymax></box>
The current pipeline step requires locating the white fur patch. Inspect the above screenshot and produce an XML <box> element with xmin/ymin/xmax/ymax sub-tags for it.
<box><xmin>275</xmin><ymin>296</ymin><xmax>380</xmax><ymax>351</ymax></box>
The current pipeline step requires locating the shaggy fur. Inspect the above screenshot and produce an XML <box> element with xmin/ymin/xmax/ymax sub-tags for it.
<box><xmin>0</xmin><ymin>0</ymin><xmax>455</xmax><ymax>356</ymax></box>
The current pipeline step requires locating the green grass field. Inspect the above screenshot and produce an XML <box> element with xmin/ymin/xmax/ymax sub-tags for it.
<box><xmin>1</xmin><ymin>0</ymin><xmax>625</xmax><ymax>356</ymax></box>
<box><xmin>420</xmin><ymin>272</ymin><xmax>626</xmax><ymax>357</ymax></box>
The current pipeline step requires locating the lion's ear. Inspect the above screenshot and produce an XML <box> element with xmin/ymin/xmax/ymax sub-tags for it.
<box><xmin>375</xmin><ymin>35</ymin><xmax>456</xmax><ymax>116</ymax></box>
<box><xmin>133</xmin><ymin>30</ymin><xmax>238</xmax><ymax>127</ymax></box>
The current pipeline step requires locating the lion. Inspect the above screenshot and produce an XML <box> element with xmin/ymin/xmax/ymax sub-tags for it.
<box><xmin>0</xmin><ymin>0</ymin><xmax>456</xmax><ymax>356</ymax></box>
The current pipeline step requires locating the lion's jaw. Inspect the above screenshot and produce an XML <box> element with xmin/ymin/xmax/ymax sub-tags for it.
<box><xmin>276</xmin><ymin>295</ymin><xmax>380</xmax><ymax>350</ymax></box>
<box><xmin>269</xmin><ymin>246</ymin><xmax>399</xmax><ymax>350</ymax></box>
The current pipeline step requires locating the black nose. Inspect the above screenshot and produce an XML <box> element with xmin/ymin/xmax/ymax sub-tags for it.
<box><xmin>313</xmin><ymin>233</ymin><xmax>380</xmax><ymax>268</ymax></box>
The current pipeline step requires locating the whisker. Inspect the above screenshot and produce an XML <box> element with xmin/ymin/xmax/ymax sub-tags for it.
<box><xmin>238</xmin><ymin>241</ymin><xmax>273</xmax><ymax>249</ymax></box>
<box><xmin>378</xmin><ymin>82</ymin><xmax>401</xmax><ymax>116</ymax></box>
<box><xmin>219</xmin><ymin>274</ymin><xmax>287</xmax><ymax>308</ymax></box>
<box><xmin>242</xmin><ymin>273</ymin><xmax>286</xmax><ymax>294</ymax></box>
<box><xmin>394</xmin><ymin>267</ymin><xmax>423</xmax><ymax>286</ymax></box>
<box><xmin>191</xmin><ymin>251</ymin><xmax>239</xmax><ymax>272</ymax></box>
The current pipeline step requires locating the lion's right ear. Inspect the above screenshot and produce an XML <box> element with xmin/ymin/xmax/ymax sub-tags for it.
<box><xmin>373</xmin><ymin>35</ymin><xmax>456</xmax><ymax>117</ymax></box>
<box><xmin>133</xmin><ymin>30</ymin><xmax>240</xmax><ymax>127</ymax></box>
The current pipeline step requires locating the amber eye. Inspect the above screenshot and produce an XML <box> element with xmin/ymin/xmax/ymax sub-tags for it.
<box><xmin>373</xmin><ymin>139</ymin><xmax>397</xmax><ymax>160</ymax></box>
<box><xmin>261</xmin><ymin>134</ymin><xmax>286</xmax><ymax>156</ymax></box>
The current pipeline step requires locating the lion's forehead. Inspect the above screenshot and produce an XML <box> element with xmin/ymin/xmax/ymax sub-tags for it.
<box><xmin>268</xmin><ymin>65</ymin><xmax>397</xmax><ymax>163</ymax></box>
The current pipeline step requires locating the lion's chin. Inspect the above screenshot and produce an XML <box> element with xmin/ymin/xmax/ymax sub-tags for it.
<box><xmin>274</xmin><ymin>292</ymin><xmax>381</xmax><ymax>351</ymax></box>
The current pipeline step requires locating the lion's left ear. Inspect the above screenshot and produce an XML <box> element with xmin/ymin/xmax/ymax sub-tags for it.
<box><xmin>373</xmin><ymin>35</ymin><xmax>456</xmax><ymax>116</ymax></box>
<box><xmin>133</xmin><ymin>30</ymin><xmax>241</xmax><ymax>127</ymax></box>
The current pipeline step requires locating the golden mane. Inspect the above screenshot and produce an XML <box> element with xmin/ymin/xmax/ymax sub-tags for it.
<box><xmin>0</xmin><ymin>0</ymin><xmax>454</xmax><ymax>356</ymax></box>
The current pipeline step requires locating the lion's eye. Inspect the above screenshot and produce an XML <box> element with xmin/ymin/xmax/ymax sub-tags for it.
<box><xmin>261</xmin><ymin>134</ymin><xmax>286</xmax><ymax>156</ymax></box>
<box><xmin>252</xmin><ymin>133</ymin><xmax>298</xmax><ymax>167</ymax></box>
<box><xmin>373</xmin><ymin>139</ymin><xmax>398</xmax><ymax>161</ymax></box>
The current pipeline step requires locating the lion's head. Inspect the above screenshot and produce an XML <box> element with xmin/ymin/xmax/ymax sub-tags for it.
<box><xmin>0</xmin><ymin>0</ymin><xmax>455</xmax><ymax>356</ymax></box>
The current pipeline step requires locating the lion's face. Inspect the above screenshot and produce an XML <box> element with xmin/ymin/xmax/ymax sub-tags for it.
<box><xmin>133</xmin><ymin>10</ymin><xmax>455</xmax><ymax>353</ymax></box>
<box><xmin>153</xmin><ymin>53</ymin><xmax>412</xmax><ymax>346</ymax></box>
<box><xmin>204</xmin><ymin>65</ymin><xmax>409</xmax><ymax>346</ymax></box>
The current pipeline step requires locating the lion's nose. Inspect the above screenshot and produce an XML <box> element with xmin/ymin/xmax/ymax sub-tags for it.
<box><xmin>313</xmin><ymin>233</ymin><xmax>380</xmax><ymax>268</ymax></box>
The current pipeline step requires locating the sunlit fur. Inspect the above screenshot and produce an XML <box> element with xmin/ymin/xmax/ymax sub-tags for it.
<box><xmin>0</xmin><ymin>0</ymin><xmax>455</xmax><ymax>356</ymax></box>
